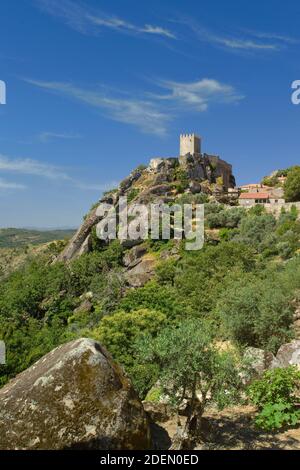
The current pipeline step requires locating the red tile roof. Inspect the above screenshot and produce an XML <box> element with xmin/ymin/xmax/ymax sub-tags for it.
<box><xmin>239</xmin><ymin>192</ymin><xmax>270</xmax><ymax>200</ymax></box>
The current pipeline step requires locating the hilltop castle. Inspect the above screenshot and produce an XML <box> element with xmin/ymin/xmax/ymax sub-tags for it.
<box><xmin>178</xmin><ymin>133</ymin><xmax>234</xmax><ymax>189</ymax></box>
<box><xmin>149</xmin><ymin>133</ymin><xmax>235</xmax><ymax>189</ymax></box>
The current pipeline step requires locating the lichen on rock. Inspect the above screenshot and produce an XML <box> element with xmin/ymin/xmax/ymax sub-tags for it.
<box><xmin>0</xmin><ymin>338</ymin><xmax>151</xmax><ymax>450</ymax></box>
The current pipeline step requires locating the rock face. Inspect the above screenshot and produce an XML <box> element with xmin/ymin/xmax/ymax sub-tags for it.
<box><xmin>0</xmin><ymin>338</ymin><xmax>151</xmax><ymax>450</ymax></box>
<box><xmin>73</xmin><ymin>298</ymin><xmax>93</xmax><ymax>314</ymax></box>
<box><xmin>243</xmin><ymin>347</ymin><xmax>275</xmax><ymax>383</ymax></box>
<box><xmin>57</xmin><ymin>207</ymin><xmax>101</xmax><ymax>262</ymax></box>
<box><xmin>271</xmin><ymin>340</ymin><xmax>300</xmax><ymax>369</ymax></box>
<box><xmin>125</xmin><ymin>255</ymin><xmax>157</xmax><ymax>287</ymax></box>
<box><xmin>123</xmin><ymin>245</ymin><xmax>147</xmax><ymax>268</ymax></box>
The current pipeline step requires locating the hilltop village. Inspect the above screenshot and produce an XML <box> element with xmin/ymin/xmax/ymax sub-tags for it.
<box><xmin>174</xmin><ymin>134</ymin><xmax>293</xmax><ymax>216</ymax></box>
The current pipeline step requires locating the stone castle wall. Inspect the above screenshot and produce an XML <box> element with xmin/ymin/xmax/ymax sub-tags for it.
<box><xmin>180</xmin><ymin>134</ymin><xmax>201</xmax><ymax>156</ymax></box>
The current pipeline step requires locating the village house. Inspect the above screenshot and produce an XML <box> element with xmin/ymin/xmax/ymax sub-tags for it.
<box><xmin>239</xmin><ymin>192</ymin><xmax>270</xmax><ymax>206</ymax></box>
<box><xmin>239</xmin><ymin>190</ymin><xmax>285</xmax><ymax>206</ymax></box>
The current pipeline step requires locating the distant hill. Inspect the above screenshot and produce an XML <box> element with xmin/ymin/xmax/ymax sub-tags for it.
<box><xmin>0</xmin><ymin>228</ymin><xmax>75</xmax><ymax>248</ymax></box>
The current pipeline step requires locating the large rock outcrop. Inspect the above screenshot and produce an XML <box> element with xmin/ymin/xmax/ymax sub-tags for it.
<box><xmin>57</xmin><ymin>147</ymin><xmax>235</xmax><ymax>262</ymax></box>
<box><xmin>0</xmin><ymin>338</ymin><xmax>151</xmax><ymax>450</ymax></box>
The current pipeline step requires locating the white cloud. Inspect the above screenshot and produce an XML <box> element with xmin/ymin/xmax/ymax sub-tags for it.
<box><xmin>0</xmin><ymin>154</ymin><xmax>70</xmax><ymax>180</ymax></box>
<box><xmin>36</xmin><ymin>0</ymin><xmax>176</xmax><ymax>39</ymax></box>
<box><xmin>141</xmin><ymin>25</ymin><xmax>176</xmax><ymax>39</ymax></box>
<box><xmin>245</xmin><ymin>30</ymin><xmax>299</xmax><ymax>45</ymax></box>
<box><xmin>0</xmin><ymin>178</ymin><xmax>26</xmax><ymax>191</ymax></box>
<box><xmin>0</xmin><ymin>154</ymin><xmax>112</xmax><ymax>192</ymax></box>
<box><xmin>205</xmin><ymin>33</ymin><xmax>279</xmax><ymax>51</ymax></box>
<box><xmin>176</xmin><ymin>18</ymin><xmax>293</xmax><ymax>52</ymax></box>
<box><xmin>25</xmin><ymin>77</ymin><xmax>244</xmax><ymax>134</ymax></box>
<box><xmin>38</xmin><ymin>131</ymin><xmax>82</xmax><ymax>143</ymax></box>
<box><xmin>155</xmin><ymin>78</ymin><xmax>244</xmax><ymax>111</ymax></box>
<box><xmin>25</xmin><ymin>79</ymin><xmax>170</xmax><ymax>136</ymax></box>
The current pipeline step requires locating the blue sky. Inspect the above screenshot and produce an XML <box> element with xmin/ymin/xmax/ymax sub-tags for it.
<box><xmin>1</xmin><ymin>0</ymin><xmax>300</xmax><ymax>228</ymax></box>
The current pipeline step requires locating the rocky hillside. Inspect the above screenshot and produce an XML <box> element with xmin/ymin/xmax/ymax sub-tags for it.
<box><xmin>1</xmin><ymin>157</ymin><xmax>300</xmax><ymax>449</ymax></box>
<box><xmin>58</xmin><ymin>155</ymin><xmax>236</xmax><ymax>262</ymax></box>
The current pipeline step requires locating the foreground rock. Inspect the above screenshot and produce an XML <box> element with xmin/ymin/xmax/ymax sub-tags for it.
<box><xmin>271</xmin><ymin>340</ymin><xmax>300</xmax><ymax>369</ymax></box>
<box><xmin>0</xmin><ymin>338</ymin><xmax>151</xmax><ymax>450</ymax></box>
<box><xmin>243</xmin><ymin>347</ymin><xmax>275</xmax><ymax>383</ymax></box>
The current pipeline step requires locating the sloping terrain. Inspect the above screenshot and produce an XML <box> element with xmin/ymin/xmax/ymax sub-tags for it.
<box><xmin>0</xmin><ymin>228</ymin><xmax>75</xmax><ymax>248</ymax></box>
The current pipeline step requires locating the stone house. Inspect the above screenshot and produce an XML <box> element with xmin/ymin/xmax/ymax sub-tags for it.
<box><xmin>239</xmin><ymin>191</ymin><xmax>285</xmax><ymax>207</ymax></box>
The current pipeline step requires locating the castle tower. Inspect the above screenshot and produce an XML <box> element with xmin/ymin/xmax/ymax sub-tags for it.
<box><xmin>180</xmin><ymin>133</ymin><xmax>201</xmax><ymax>156</ymax></box>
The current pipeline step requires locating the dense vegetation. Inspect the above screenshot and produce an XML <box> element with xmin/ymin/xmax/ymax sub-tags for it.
<box><xmin>284</xmin><ymin>166</ymin><xmax>300</xmax><ymax>202</ymax></box>
<box><xmin>1</xmin><ymin>203</ymin><xmax>300</xmax><ymax>418</ymax></box>
<box><xmin>262</xmin><ymin>166</ymin><xmax>300</xmax><ymax>203</ymax></box>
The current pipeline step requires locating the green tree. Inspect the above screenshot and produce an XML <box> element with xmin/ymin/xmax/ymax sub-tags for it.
<box><xmin>284</xmin><ymin>166</ymin><xmax>300</xmax><ymax>202</ymax></box>
<box><xmin>216</xmin><ymin>271</ymin><xmax>294</xmax><ymax>352</ymax></box>
<box><xmin>93</xmin><ymin>308</ymin><xmax>167</xmax><ymax>368</ymax></box>
<box><xmin>135</xmin><ymin>319</ymin><xmax>242</xmax><ymax>448</ymax></box>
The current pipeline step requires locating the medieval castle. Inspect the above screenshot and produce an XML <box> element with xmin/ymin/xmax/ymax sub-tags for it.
<box><xmin>148</xmin><ymin>133</ymin><xmax>235</xmax><ymax>190</ymax></box>
<box><xmin>178</xmin><ymin>133</ymin><xmax>235</xmax><ymax>189</ymax></box>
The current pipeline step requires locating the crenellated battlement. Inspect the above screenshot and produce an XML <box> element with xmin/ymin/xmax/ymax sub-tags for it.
<box><xmin>180</xmin><ymin>133</ymin><xmax>201</xmax><ymax>156</ymax></box>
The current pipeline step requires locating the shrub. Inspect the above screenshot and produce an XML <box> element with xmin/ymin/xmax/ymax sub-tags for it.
<box><xmin>175</xmin><ymin>242</ymin><xmax>256</xmax><ymax>316</ymax></box>
<box><xmin>232</xmin><ymin>213</ymin><xmax>276</xmax><ymax>252</ymax></box>
<box><xmin>155</xmin><ymin>259</ymin><xmax>177</xmax><ymax>285</ymax></box>
<box><xmin>127</xmin><ymin>188</ymin><xmax>140</xmax><ymax>203</ymax></box>
<box><xmin>216</xmin><ymin>271</ymin><xmax>294</xmax><ymax>352</ymax></box>
<box><xmin>262</xmin><ymin>176</ymin><xmax>278</xmax><ymax>187</ymax></box>
<box><xmin>204</xmin><ymin>202</ymin><xmax>224</xmax><ymax>215</ymax></box>
<box><xmin>219</xmin><ymin>227</ymin><xmax>232</xmax><ymax>241</ymax></box>
<box><xmin>174</xmin><ymin>168</ymin><xmax>189</xmax><ymax>189</ymax></box>
<box><xmin>93</xmin><ymin>308</ymin><xmax>167</xmax><ymax>368</ymax></box>
<box><xmin>248</xmin><ymin>204</ymin><xmax>265</xmax><ymax>216</ymax></box>
<box><xmin>206</xmin><ymin>207</ymin><xmax>245</xmax><ymax>229</ymax></box>
<box><xmin>119</xmin><ymin>280</ymin><xmax>182</xmax><ymax>318</ymax></box>
<box><xmin>247</xmin><ymin>367</ymin><xmax>300</xmax><ymax>430</ymax></box>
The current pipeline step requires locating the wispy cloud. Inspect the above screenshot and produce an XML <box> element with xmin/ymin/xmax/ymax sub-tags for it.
<box><xmin>87</xmin><ymin>14</ymin><xmax>176</xmax><ymax>39</ymax></box>
<box><xmin>155</xmin><ymin>78</ymin><xmax>244</xmax><ymax>111</ymax></box>
<box><xmin>192</xmin><ymin>27</ymin><xmax>280</xmax><ymax>51</ymax></box>
<box><xmin>0</xmin><ymin>154</ymin><xmax>70</xmax><ymax>180</ymax></box>
<box><xmin>25</xmin><ymin>79</ymin><xmax>170</xmax><ymax>136</ymax></box>
<box><xmin>245</xmin><ymin>30</ymin><xmax>300</xmax><ymax>45</ymax></box>
<box><xmin>0</xmin><ymin>154</ymin><xmax>112</xmax><ymax>192</ymax></box>
<box><xmin>176</xmin><ymin>18</ymin><xmax>296</xmax><ymax>52</ymax></box>
<box><xmin>25</xmin><ymin>77</ymin><xmax>244</xmax><ymax>134</ymax></box>
<box><xmin>0</xmin><ymin>178</ymin><xmax>26</xmax><ymax>191</ymax></box>
<box><xmin>38</xmin><ymin>131</ymin><xmax>82</xmax><ymax>143</ymax></box>
<box><xmin>35</xmin><ymin>0</ymin><xmax>176</xmax><ymax>39</ymax></box>
<box><xmin>141</xmin><ymin>25</ymin><xmax>175</xmax><ymax>39</ymax></box>
<box><xmin>205</xmin><ymin>33</ymin><xmax>279</xmax><ymax>51</ymax></box>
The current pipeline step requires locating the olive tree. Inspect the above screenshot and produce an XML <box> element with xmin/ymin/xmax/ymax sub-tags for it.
<box><xmin>135</xmin><ymin>319</ymin><xmax>243</xmax><ymax>448</ymax></box>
